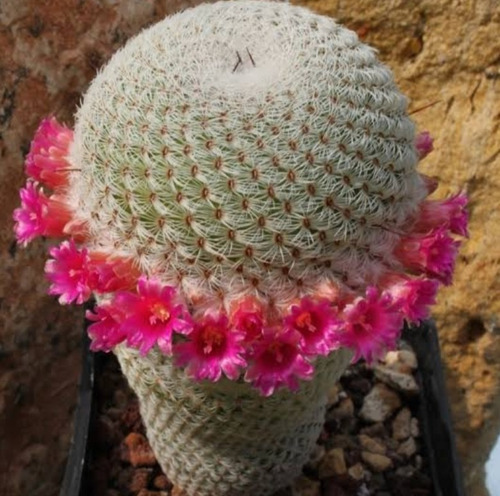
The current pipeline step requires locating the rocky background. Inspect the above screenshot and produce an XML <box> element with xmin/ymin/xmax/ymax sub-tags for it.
<box><xmin>0</xmin><ymin>1</ymin><xmax>498</xmax><ymax>495</ymax></box>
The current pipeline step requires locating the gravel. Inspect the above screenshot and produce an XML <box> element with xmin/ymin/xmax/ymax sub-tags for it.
<box><xmin>88</xmin><ymin>342</ymin><xmax>433</xmax><ymax>496</ymax></box>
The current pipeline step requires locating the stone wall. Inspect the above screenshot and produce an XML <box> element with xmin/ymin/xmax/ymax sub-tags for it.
<box><xmin>1</xmin><ymin>1</ymin><xmax>498</xmax><ymax>495</ymax></box>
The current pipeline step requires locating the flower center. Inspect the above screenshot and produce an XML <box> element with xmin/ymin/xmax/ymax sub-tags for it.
<box><xmin>201</xmin><ymin>325</ymin><xmax>225</xmax><ymax>355</ymax></box>
<box><xmin>295</xmin><ymin>311</ymin><xmax>316</xmax><ymax>333</ymax></box>
<box><xmin>150</xmin><ymin>303</ymin><xmax>171</xmax><ymax>324</ymax></box>
<box><xmin>352</xmin><ymin>307</ymin><xmax>378</xmax><ymax>336</ymax></box>
<box><xmin>241</xmin><ymin>313</ymin><xmax>262</xmax><ymax>339</ymax></box>
<box><xmin>264</xmin><ymin>341</ymin><xmax>294</xmax><ymax>368</ymax></box>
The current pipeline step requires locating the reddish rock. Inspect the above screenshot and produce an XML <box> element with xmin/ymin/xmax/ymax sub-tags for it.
<box><xmin>123</xmin><ymin>433</ymin><xmax>157</xmax><ymax>467</ymax></box>
<box><xmin>130</xmin><ymin>468</ymin><xmax>153</xmax><ymax>492</ymax></box>
<box><xmin>121</xmin><ymin>400</ymin><xmax>143</xmax><ymax>432</ymax></box>
<box><xmin>153</xmin><ymin>474</ymin><xmax>172</xmax><ymax>490</ymax></box>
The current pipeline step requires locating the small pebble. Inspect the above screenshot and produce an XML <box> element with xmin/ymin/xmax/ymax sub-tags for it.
<box><xmin>356</xmin><ymin>484</ymin><xmax>371</xmax><ymax>496</ymax></box>
<box><xmin>360</xmin><ymin>422</ymin><xmax>386</xmax><ymax>438</ymax></box>
<box><xmin>397</xmin><ymin>437</ymin><xmax>417</xmax><ymax>458</ymax></box>
<box><xmin>361</xmin><ymin>451</ymin><xmax>393</xmax><ymax>472</ymax></box>
<box><xmin>347</xmin><ymin>462</ymin><xmax>365</xmax><ymax>481</ymax></box>
<box><xmin>374</xmin><ymin>366</ymin><xmax>420</xmax><ymax>395</ymax></box>
<box><xmin>384</xmin><ymin>350</ymin><xmax>418</xmax><ymax>371</ymax></box>
<box><xmin>395</xmin><ymin>464</ymin><xmax>415</xmax><ymax>477</ymax></box>
<box><xmin>328</xmin><ymin>397</ymin><xmax>354</xmax><ymax>421</ymax></box>
<box><xmin>358</xmin><ymin>434</ymin><xmax>387</xmax><ymax>455</ymax></box>
<box><xmin>328</xmin><ymin>434</ymin><xmax>358</xmax><ymax>451</ymax></box>
<box><xmin>129</xmin><ymin>468</ymin><xmax>152</xmax><ymax>492</ymax></box>
<box><xmin>319</xmin><ymin>448</ymin><xmax>347</xmax><ymax>477</ymax></box>
<box><xmin>122</xmin><ymin>433</ymin><xmax>157</xmax><ymax>467</ymax></box>
<box><xmin>410</xmin><ymin>417</ymin><xmax>420</xmax><ymax>437</ymax></box>
<box><xmin>153</xmin><ymin>474</ymin><xmax>171</xmax><ymax>490</ymax></box>
<box><xmin>360</xmin><ymin>384</ymin><xmax>401</xmax><ymax>423</ymax></box>
<box><xmin>392</xmin><ymin>408</ymin><xmax>411</xmax><ymax>440</ymax></box>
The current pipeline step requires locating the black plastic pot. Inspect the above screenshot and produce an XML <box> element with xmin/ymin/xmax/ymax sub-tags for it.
<box><xmin>60</xmin><ymin>321</ymin><xmax>465</xmax><ymax>496</ymax></box>
<box><xmin>402</xmin><ymin>322</ymin><xmax>466</xmax><ymax>496</ymax></box>
<box><xmin>59</xmin><ymin>331</ymin><xmax>94</xmax><ymax>496</ymax></box>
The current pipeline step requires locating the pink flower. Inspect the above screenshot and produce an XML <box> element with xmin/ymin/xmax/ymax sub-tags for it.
<box><xmin>244</xmin><ymin>328</ymin><xmax>314</xmax><ymax>396</ymax></box>
<box><xmin>45</xmin><ymin>240</ymin><xmax>95</xmax><ymax>304</ymax></box>
<box><xmin>45</xmin><ymin>241</ymin><xmax>140</xmax><ymax>304</ymax></box>
<box><xmin>231</xmin><ymin>297</ymin><xmax>264</xmax><ymax>344</ymax></box>
<box><xmin>174</xmin><ymin>313</ymin><xmax>247</xmax><ymax>382</ymax></box>
<box><xmin>339</xmin><ymin>287</ymin><xmax>403</xmax><ymax>363</ymax></box>
<box><xmin>86</xmin><ymin>304</ymin><xmax>127</xmax><ymax>352</ymax></box>
<box><xmin>414</xmin><ymin>193</ymin><xmax>469</xmax><ymax>237</ymax></box>
<box><xmin>115</xmin><ymin>277</ymin><xmax>192</xmax><ymax>355</ymax></box>
<box><xmin>415</xmin><ymin>131</ymin><xmax>433</xmax><ymax>159</ymax></box>
<box><xmin>394</xmin><ymin>227</ymin><xmax>460</xmax><ymax>285</ymax></box>
<box><xmin>387</xmin><ymin>278</ymin><xmax>439</xmax><ymax>323</ymax></box>
<box><xmin>25</xmin><ymin>117</ymin><xmax>73</xmax><ymax>189</ymax></box>
<box><xmin>13</xmin><ymin>181</ymin><xmax>72</xmax><ymax>245</ymax></box>
<box><xmin>284</xmin><ymin>298</ymin><xmax>341</xmax><ymax>356</ymax></box>
<box><xmin>63</xmin><ymin>218</ymin><xmax>89</xmax><ymax>243</ymax></box>
<box><xmin>88</xmin><ymin>252</ymin><xmax>140</xmax><ymax>293</ymax></box>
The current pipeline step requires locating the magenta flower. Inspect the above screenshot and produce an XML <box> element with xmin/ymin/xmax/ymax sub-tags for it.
<box><xmin>88</xmin><ymin>252</ymin><xmax>140</xmax><ymax>293</ymax></box>
<box><xmin>45</xmin><ymin>241</ymin><xmax>140</xmax><ymax>304</ymax></box>
<box><xmin>394</xmin><ymin>227</ymin><xmax>460</xmax><ymax>285</ymax></box>
<box><xmin>415</xmin><ymin>131</ymin><xmax>433</xmax><ymax>159</ymax></box>
<box><xmin>86</xmin><ymin>303</ymin><xmax>128</xmax><ymax>352</ymax></box>
<box><xmin>231</xmin><ymin>297</ymin><xmax>265</xmax><ymax>344</ymax></box>
<box><xmin>45</xmin><ymin>240</ymin><xmax>95</xmax><ymax>304</ymax></box>
<box><xmin>13</xmin><ymin>181</ymin><xmax>72</xmax><ymax>245</ymax></box>
<box><xmin>414</xmin><ymin>193</ymin><xmax>469</xmax><ymax>237</ymax></box>
<box><xmin>387</xmin><ymin>278</ymin><xmax>439</xmax><ymax>323</ymax></box>
<box><xmin>174</xmin><ymin>313</ymin><xmax>247</xmax><ymax>382</ymax></box>
<box><xmin>25</xmin><ymin>117</ymin><xmax>73</xmax><ymax>189</ymax></box>
<box><xmin>284</xmin><ymin>298</ymin><xmax>341</xmax><ymax>356</ymax></box>
<box><xmin>115</xmin><ymin>277</ymin><xmax>192</xmax><ymax>355</ymax></box>
<box><xmin>244</xmin><ymin>328</ymin><xmax>314</xmax><ymax>396</ymax></box>
<box><xmin>339</xmin><ymin>287</ymin><xmax>403</xmax><ymax>363</ymax></box>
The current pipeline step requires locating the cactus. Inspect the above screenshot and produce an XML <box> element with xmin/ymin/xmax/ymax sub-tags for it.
<box><xmin>69</xmin><ymin>0</ymin><xmax>425</xmax><ymax>306</ymax></box>
<box><xmin>13</xmin><ymin>2</ymin><xmax>468</xmax><ymax>494</ymax></box>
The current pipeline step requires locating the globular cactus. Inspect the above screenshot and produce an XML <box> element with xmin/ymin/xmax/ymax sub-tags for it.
<box><xmin>13</xmin><ymin>2</ymin><xmax>468</xmax><ymax>494</ymax></box>
<box><xmin>69</xmin><ymin>0</ymin><xmax>424</xmax><ymax>305</ymax></box>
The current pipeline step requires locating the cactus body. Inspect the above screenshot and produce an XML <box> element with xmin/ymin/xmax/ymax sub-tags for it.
<box><xmin>69</xmin><ymin>0</ymin><xmax>425</xmax><ymax>309</ymax></box>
